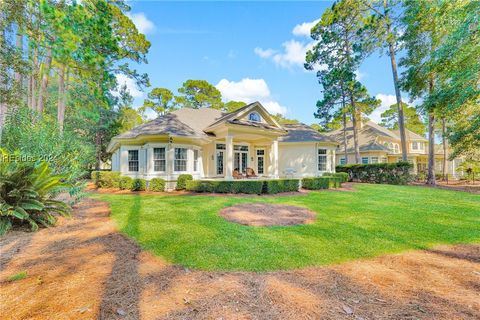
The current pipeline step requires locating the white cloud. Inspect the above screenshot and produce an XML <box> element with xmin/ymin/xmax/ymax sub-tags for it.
<box><xmin>369</xmin><ymin>93</ymin><xmax>397</xmax><ymax>123</ymax></box>
<box><xmin>114</xmin><ymin>74</ymin><xmax>144</xmax><ymax>98</ymax></box>
<box><xmin>292</xmin><ymin>19</ymin><xmax>320</xmax><ymax>37</ymax></box>
<box><xmin>255</xmin><ymin>40</ymin><xmax>314</xmax><ymax>70</ymax></box>
<box><xmin>254</xmin><ymin>47</ymin><xmax>276</xmax><ymax>58</ymax></box>
<box><xmin>355</xmin><ymin>69</ymin><xmax>367</xmax><ymax>81</ymax></box>
<box><xmin>215</xmin><ymin>78</ymin><xmax>287</xmax><ymax>115</ymax></box>
<box><xmin>126</xmin><ymin>12</ymin><xmax>156</xmax><ymax>34</ymax></box>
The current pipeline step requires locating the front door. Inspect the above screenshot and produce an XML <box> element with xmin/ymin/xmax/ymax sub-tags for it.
<box><xmin>234</xmin><ymin>151</ymin><xmax>248</xmax><ymax>173</ymax></box>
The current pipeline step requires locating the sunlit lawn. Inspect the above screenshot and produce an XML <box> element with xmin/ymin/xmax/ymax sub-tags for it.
<box><xmin>93</xmin><ymin>184</ymin><xmax>480</xmax><ymax>271</ymax></box>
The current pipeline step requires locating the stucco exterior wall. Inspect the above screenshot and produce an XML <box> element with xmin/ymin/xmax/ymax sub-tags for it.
<box><xmin>278</xmin><ymin>143</ymin><xmax>335</xmax><ymax>178</ymax></box>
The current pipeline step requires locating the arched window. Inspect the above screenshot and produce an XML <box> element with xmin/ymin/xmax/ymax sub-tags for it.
<box><xmin>248</xmin><ymin>112</ymin><xmax>261</xmax><ymax>122</ymax></box>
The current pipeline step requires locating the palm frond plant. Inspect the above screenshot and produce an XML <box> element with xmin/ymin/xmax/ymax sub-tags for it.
<box><xmin>0</xmin><ymin>149</ymin><xmax>71</xmax><ymax>235</ymax></box>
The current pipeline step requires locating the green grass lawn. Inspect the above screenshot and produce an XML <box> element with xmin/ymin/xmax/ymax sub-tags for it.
<box><xmin>93</xmin><ymin>184</ymin><xmax>480</xmax><ymax>271</ymax></box>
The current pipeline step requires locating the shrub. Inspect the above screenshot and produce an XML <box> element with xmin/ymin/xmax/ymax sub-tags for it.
<box><xmin>91</xmin><ymin>171</ymin><xmax>120</xmax><ymax>188</ymax></box>
<box><xmin>0</xmin><ymin>149</ymin><xmax>71</xmax><ymax>235</ymax></box>
<box><xmin>149</xmin><ymin>178</ymin><xmax>166</xmax><ymax>192</ymax></box>
<box><xmin>186</xmin><ymin>180</ymin><xmax>264</xmax><ymax>194</ymax></box>
<box><xmin>176</xmin><ymin>174</ymin><xmax>193</xmax><ymax>190</ymax></box>
<box><xmin>263</xmin><ymin>179</ymin><xmax>300</xmax><ymax>194</ymax></box>
<box><xmin>302</xmin><ymin>176</ymin><xmax>341</xmax><ymax>190</ymax></box>
<box><xmin>336</xmin><ymin>161</ymin><xmax>412</xmax><ymax>184</ymax></box>
<box><xmin>119</xmin><ymin>176</ymin><xmax>133</xmax><ymax>190</ymax></box>
<box><xmin>322</xmin><ymin>172</ymin><xmax>349</xmax><ymax>183</ymax></box>
<box><xmin>130</xmin><ymin>178</ymin><xmax>147</xmax><ymax>191</ymax></box>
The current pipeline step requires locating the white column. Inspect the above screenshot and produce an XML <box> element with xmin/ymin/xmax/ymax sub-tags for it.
<box><xmin>225</xmin><ymin>135</ymin><xmax>233</xmax><ymax>180</ymax></box>
<box><xmin>167</xmin><ymin>144</ymin><xmax>174</xmax><ymax>177</ymax></box>
<box><xmin>272</xmin><ymin>139</ymin><xmax>279</xmax><ymax>178</ymax></box>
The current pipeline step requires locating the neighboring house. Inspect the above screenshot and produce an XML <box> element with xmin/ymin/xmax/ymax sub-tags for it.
<box><xmin>107</xmin><ymin>102</ymin><xmax>338</xmax><ymax>189</ymax></box>
<box><xmin>327</xmin><ymin>120</ymin><xmax>463</xmax><ymax>177</ymax></box>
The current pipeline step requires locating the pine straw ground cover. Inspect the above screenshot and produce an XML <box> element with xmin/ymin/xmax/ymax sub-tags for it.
<box><xmin>0</xmin><ymin>196</ymin><xmax>479</xmax><ymax>319</ymax></box>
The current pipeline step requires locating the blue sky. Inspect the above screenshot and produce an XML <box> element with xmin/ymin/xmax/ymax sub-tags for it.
<box><xmin>120</xmin><ymin>1</ymin><xmax>400</xmax><ymax>125</ymax></box>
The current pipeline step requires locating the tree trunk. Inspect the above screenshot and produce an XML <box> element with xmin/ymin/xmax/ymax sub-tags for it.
<box><xmin>14</xmin><ymin>26</ymin><xmax>23</xmax><ymax>90</ymax></box>
<box><xmin>30</xmin><ymin>46</ymin><xmax>38</xmax><ymax>111</ymax></box>
<box><xmin>426</xmin><ymin>112</ymin><xmax>436</xmax><ymax>185</ymax></box>
<box><xmin>57</xmin><ymin>64</ymin><xmax>66</xmax><ymax>132</ymax></box>
<box><xmin>351</xmin><ymin>97</ymin><xmax>361</xmax><ymax>164</ymax></box>
<box><xmin>342</xmin><ymin>94</ymin><xmax>348</xmax><ymax>164</ymax></box>
<box><xmin>95</xmin><ymin>131</ymin><xmax>102</xmax><ymax>170</ymax></box>
<box><xmin>0</xmin><ymin>28</ymin><xmax>6</xmax><ymax>144</ymax></box>
<box><xmin>36</xmin><ymin>46</ymin><xmax>52</xmax><ymax>114</ymax></box>
<box><xmin>441</xmin><ymin>117</ymin><xmax>447</xmax><ymax>180</ymax></box>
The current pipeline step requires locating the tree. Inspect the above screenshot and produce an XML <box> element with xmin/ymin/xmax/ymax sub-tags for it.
<box><xmin>116</xmin><ymin>84</ymin><xmax>143</xmax><ymax>132</ymax></box>
<box><xmin>380</xmin><ymin>102</ymin><xmax>426</xmax><ymax>136</ymax></box>
<box><xmin>271</xmin><ymin>113</ymin><xmax>299</xmax><ymax>125</ymax></box>
<box><xmin>224</xmin><ymin>100</ymin><xmax>246</xmax><ymax>112</ymax></box>
<box><xmin>140</xmin><ymin>87</ymin><xmax>175</xmax><ymax>116</ymax></box>
<box><xmin>306</xmin><ymin>0</ymin><xmax>374</xmax><ymax>163</ymax></box>
<box><xmin>364</xmin><ymin>0</ymin><xmax>409</xmax><ymax>161</ymax></box>
<box><xmin>400</xmin><ymin>0</ymin><xmax>447</xmax><ymax>185</ymax></box>
<box><xmin>175</xmin><ymin>80</ymin><xmax>223</xmax><ymax>109</ymax></box>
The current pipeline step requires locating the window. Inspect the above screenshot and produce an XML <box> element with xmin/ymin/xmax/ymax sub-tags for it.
<box><xmin>234</xmin><ymin>145</ymin><xmax>248</xmax><ymax>151</ymax></box>
<box><xmin>381</xmin><ymin>157</ymin><xmax>387</xmax><ymax>163</ymax></box>
<box><xmin>216</xmin><ymin>143</ymin><xmax>225</xmax><ymax>150</ymax></box>
<box><xmin>128</xmin><ymin>150</ymin><xmax>139</xmax><ymax>172</ymax></box>
<box><xmin>362</xmin><ymin>157</ymin><xmax>369</xmax><ymax>164</ymax></box>
<box><xmin>318</xmin><ymin>149</ymin><xmax>327</xmax><ymax>171</ymax></box>
<box><xmin>371</xmin><ymin>157</ymin><xmax>379</xmax><ymax>164</ymax></box>
<box><xmin>256</xmin><ymin>149</ymin><xmax>265</xmax><ymax>174</ymax></box>
<box><xmin>340</xmin><ymin>157</ymin><xmax>346</xmax><ymax>165</ymax></box>
<box><xmin>174</xmin><ymin>148</ymin><xmax>187</xmax><ymax>172</ymax></box>
<box><xmin>412</xmin><ymin>141</ymin><xmax>418</xmax><ymax>150</ymax></box>
<box><xmin>153</xmin><ymin>148</ymin><xmax>166</xmax><ymax>172</ymax></box>
<box><xmin>193</xmin><ymin>149</ymin><xmax>199</xmax><ymax>172</ymax></box>
<box><xmin>394</xmin><ymin>144</ymin><xmax>399</xmax><ymax>154</ymax></box>
<box><xmin>248</xmin><ymin>112</ymin><xmax>261</xmax><ymax>122</ymax></box>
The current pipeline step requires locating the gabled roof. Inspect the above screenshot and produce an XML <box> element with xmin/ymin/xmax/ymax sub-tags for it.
<box><xmin>392</xmin><ymin>129</ymin><xmax>428</xmax><ymax>141</ymax></box>
<box><xmin>280</xmin><ymin>124</ymin><xmax>338</xmax><ymax>143</ymax></box>
<box><xmin>204</xmin><ymin>101</ymin><xmax>284</xmax><ymax>132</ymax></box>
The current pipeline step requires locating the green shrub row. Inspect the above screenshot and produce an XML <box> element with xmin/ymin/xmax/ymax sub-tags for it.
<box><xmin>321</xmin><ymin>172</ymin><xmax>349</xmax><ymax>183</ymax></box>
<box><xmin>176</xmin><ymin>174</ymin><xmax>193</xmax><ymax>190</ymax></box>
<box><xmin>91</xmin><ymin>172</ymin><xmax>167</xmax><ymax>192</ymax></box>
<box><xmin>302</xmin><ymin>176</ymin><xmax>342</xmax><ymax>190</ymax></box>
<box><xmin>262</xmin><ymin>179</ymin><xmax>300</xmax><ymax>194</ymax></box>
<box><xmin>336</xmin><ymin>161</ymin><xmax>413</xmax><ymax>185</ymax></box>
<box><xmin>91</xmin><ymin>171</ymin><xmax>120</xmax><ymax>188</ymax></box>
<box><xmin>185</xmin><ymin>180</ymin><xmax>264</xmax><ymax>194</ymax></box>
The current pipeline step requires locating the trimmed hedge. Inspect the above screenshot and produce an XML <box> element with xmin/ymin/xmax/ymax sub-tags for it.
<box><xmin>119</xmin><ymin>176</ymin><xmax>133</xmax><ymax>190</ymax></box>
<box><xmin>131</xmin><ymin>178</ymin><xmax>147</xmax><ymax>191</ymax></box>
<box><xmin>302</xmin><ymin>176</ymin><xmax>342</xmax><ymax>190</ymax></box>
<box><xmin>149</xmin><ymin>178</ymin><xmax>166</xmax><ymax>192</ymax></box>
<box><xmin>263</xmin><ymin>179</ymin><xmax>300</xmax><ymax>194</ymax></box>
<box><xmin>91</xmin><ymin>171</ymin><xmax>120</xmax><ymax>188</ymax></box>
<box><xmin>322</xmin><ymin>172</ymin><xmax>349</xmax><ymax>183</ymax></box>
<box><xmin>176</xmin><ymin>174</ymin><xmax>193</xmax><ymax>190</ymax></box>
<box><xmin>336</xmin><ymin>161</ymin><xmax>413</xmax><ymax>184</ymax></box>
<box><xmin>186</xmin><ymin>180</ymin><xmax>264</xmax><ymax>194</ymax></box>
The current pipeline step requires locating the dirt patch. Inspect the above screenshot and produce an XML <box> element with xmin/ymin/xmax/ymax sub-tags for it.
<box><xmin>1</xmin><ymin>199</ymin><xmax>479</xmax><ymax>320</ymax></box>
<box><xmin>411</xmin><ymin>180</ymin><xmax>480</xmax><ymax>194</ymax></box>
<box><xmin>219</xmin><ymin>203</ymin><xmax>316</xmax><ymax>226</ymax></box>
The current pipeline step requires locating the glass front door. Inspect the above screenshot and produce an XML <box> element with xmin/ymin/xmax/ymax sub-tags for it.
<box><xmin>234</xmin><ymin>151</ymin><xmax>248</xmax><ymax>173</ymax></box>
<box><xmin>256</xmin><ymin>149</ymin><xmax>265</xmax><ymax>175</ymax></box>
<box><xmin>216</xmin><ymin>150</ymin><xmax>224</xmax><ymax>175</ymax></box>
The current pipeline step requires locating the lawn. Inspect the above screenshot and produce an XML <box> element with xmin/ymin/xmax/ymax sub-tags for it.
<box><xmin>94</xmin><ymin>184</ymin><xmax>480</xmax><ymax>271</ymax></box>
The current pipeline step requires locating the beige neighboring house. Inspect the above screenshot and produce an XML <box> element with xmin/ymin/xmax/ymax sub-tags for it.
<box><xmin>107</xmin><ymin>102</ymin><xmax>338</xmax><ymax>189</ymax></box>
<box><xmin>327</xmin><ymin>120</ymin><xmax>463</xmax><ymax>177</ymax></box>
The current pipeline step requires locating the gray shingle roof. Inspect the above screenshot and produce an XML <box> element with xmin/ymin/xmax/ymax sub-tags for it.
<box><xmin>279</xmin><ymin>124</ymin><xmax>338</xmax><ymax>143</ymax></box>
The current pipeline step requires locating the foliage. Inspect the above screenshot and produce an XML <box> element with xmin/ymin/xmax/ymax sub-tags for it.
<box><xmin>224</xmin><ymin>101</ymin><xmax>247</xmax><ymax>112</ymax></box>
<box><xmin>176</xmin><ymin>174</ymin><xmax>193</xmax><ymax>190</ymax></box>
<box><xmin>322</xmin><ymin>172</ymin><xmax>349</xmax><ymax>183</ymax></box>
<box><xmin>0</xmin><ymin>150</ymin><xmax>71</xmax><ymax>235</ymax></box>
<box><xmin>175</xmin><ymin>80</ymin><xmax>223</xmax><ymax>109</ymax></box>
<box><xmin>140</xmin><ymin>87</ymin><xmax>175</xmax><ymax>116</ymax></box>
<box><xmin>130</xmin><ymin>178</ymin><xmax>146</xmax><ymax>191</ymax></box>
<box><xmin>302</xmin><ymin>176</ymin><xmax>341</xmax><ymax>190</ymax></box>
<box><xmin>457</xmin><ymin>161</ymin><xmax>480</xmax><ymax>182</ymax></box>
<box><xmin>336</xmin><ymin>161</ymin><xmax>413</xmax><ymax>184</ymax></box>
<box><xmin>118</xmin><ymin>106</ymin><xmax>144</xmax><ymax>133</ymax></box>
<box><xmin>90</xmin><ymin>171</ymin><xmax>120</xmax><ymax>188</ymax></box>
<box><xmin>262</xmin><ymin>179</ymin><xmax>300</xmax><ymax>194</ymax></box>
<box><xmin>148</xmin><ymin>178</ymin><xmax>166</xmax><ymax>192</ymax></box>
<box><xmin>3</xmin><ymin>107</ymin><xmax>94</xmax><ymax>182</ymax></box>
<box><xmin>380</xmin><ymin>102</ymin><xmax>426</xmax><ymax>136</ymax></box>
<box><xmin>186</xmin><ymin>180</ymin><xmax>264</xmax><ymax>194</ymax></box>
<box><xmin>119</xmin><ymin>176</ymin><xmax>133</xmax><ymax>190</ymax></box>
<box><xmin>97</xmin><ymin>184</ymin><xmax>480</xmax><ymax>270</ymax></box>
<box><xmin>7</xmin><ymin>271</ymin><xmax>28</xmax><ymax>282</ymax></box>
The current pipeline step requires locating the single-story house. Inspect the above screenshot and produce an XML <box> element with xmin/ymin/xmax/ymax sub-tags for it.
<box><xmin>107</xmin><ymin>102</ymin><xmax>338</xmax><ymax>189</ymax></box>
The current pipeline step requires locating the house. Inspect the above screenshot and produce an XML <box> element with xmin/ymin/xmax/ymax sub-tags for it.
<box><xmin>327</xmin><ymin>120</ymin><xmax>463</xmax><ymax>177</ymax></box>
<box><xmin>107</xmin><ymin>102</ymin><xmax>338</xmax><ymax>189</ymax></box>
